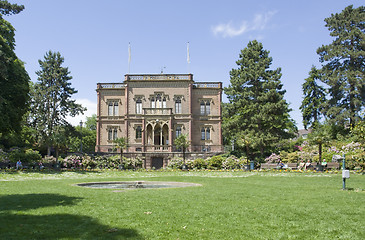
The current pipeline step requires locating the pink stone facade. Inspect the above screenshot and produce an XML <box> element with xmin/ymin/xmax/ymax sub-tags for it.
<box><xmin>96</xmin><ymin>74</ymin><xmax>223</xmax><ymax>168</ymax></box>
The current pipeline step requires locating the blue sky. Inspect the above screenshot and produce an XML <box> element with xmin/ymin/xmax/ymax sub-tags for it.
<box><xmin>6</xmin><ymin>0</ymin><xmax>364</xmax><ymax>128</ymax></box>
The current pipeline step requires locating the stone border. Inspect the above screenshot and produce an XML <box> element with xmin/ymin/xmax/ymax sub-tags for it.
<box><xmin>75</xmin><ymin>181</ymin><xmax>202</xmax><ymax>190</ymax></box>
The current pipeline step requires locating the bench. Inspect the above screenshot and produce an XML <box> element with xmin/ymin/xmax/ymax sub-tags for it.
<box><xmin>261</xmin><ymin>162</ymin><xmax>340</xmax><ymax>170</ymax></box>
<box><xmin>260</xmin><ymin>163</ymin><xmax>297</xmax><ymax>170</ymax></box>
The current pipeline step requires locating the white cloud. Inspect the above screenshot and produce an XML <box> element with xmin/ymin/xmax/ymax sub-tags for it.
<box><xmin>66</xmin><ymin>98</ymin><xmax>97</xmax><ymax>126</ymax></box>
<box><xmin>211</xmin><ymin>11</ymin><xmax>277</xmax><ymax>38</ymax></box>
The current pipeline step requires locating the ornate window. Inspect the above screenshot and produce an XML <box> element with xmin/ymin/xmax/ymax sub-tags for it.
<box><xmin>200</xmin><ymin>100</ymin><xmax>211</xmax><ymax>115</ymax></box>
<box><xmin>136</xmin><ymin>98</ymin><xmax>142</xmax><ymax>114</ymax></box>
<box><xmin>150</xmin><ymin>93</ymin><xmax>168</xmax><ymax>108</ymax></box>
<box><xmin>175</xmin><ymin>126</ymin><xmax>182</xmax><ymax>138</ymax></box>
<box><xmin>201</xmin><ymin>127</ymin><xmax>211</xmax><ymax>140</ymax></box>
<box><xmin>108</xmin><ymin>128</ymin><xmax>118</xmax><ymax>141</ymax></box>
<box><xmin>107</xmin><ymin>101</ymin><xmax>119</xmax><ymax>116</ymax></box>
<box><xmin>136</xmin><ymin>126</ymin><xmax>142</xmax><ymax>139</ymax></box>
<box><xmin>175</xmin><ymin>97</ymin><xmax>182</xmax><ymax>114</ymax></box>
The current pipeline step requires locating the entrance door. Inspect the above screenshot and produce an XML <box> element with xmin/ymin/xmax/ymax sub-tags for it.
<box><xmin>151</xmin><ymin>157</ymin><xmax>163</xmax><ymax>169</ymax></box>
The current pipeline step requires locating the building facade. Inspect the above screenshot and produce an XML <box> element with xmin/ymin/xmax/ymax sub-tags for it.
<box><xmin>96</xmin><ymin>74</ymin><xmax>223</xmax><ymax>168</ymax></box>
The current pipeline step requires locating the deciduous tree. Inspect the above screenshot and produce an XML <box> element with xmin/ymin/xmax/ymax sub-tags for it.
<box><xmin>0</xmin><ymin>1</ymin><xmax>29</xmax><ymax>139</ymax></box>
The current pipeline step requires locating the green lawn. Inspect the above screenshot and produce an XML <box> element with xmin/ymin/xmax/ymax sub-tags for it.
<box><xmin>0</xmin><ymin>170</ymin><xmax>364</xmax><ymax>239</ymax></box>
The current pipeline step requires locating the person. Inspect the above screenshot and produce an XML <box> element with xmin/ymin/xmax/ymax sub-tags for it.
<box><xmin>16</xmin><ymin>160</ymin><xmax>22</xmax><ymax>170</ymax></box>
<box><xmin>277</xmin><ymin>160</ymin><xmax>284</xmax><ymax>170</ymax></box>
<box><xmin>305</xmin><ymin>160</ymin><xmax>312</xmax><ymax>170</ymax></box>
<box><xmin>321</xmin><ymin>159</ymin><xmax>327</xmax><ymax>167</ymax></box>
<box><xmin>39</xmin><ymin>161</ymin><xmax>44</xmax><ymax>170</ymax></box>
<box><xmin>298</xmin><ymin>160</ymin><xmax>305</xmax><ymax>170</ymax></box>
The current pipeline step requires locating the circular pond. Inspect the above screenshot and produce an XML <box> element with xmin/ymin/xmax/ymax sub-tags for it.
<box><xmin>76</xmin><ymin>181</ymin><xmax>201</xmax><ymax>189</ymax></box>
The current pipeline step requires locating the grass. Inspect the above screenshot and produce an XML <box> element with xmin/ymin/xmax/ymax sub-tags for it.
<box><xmin>0</xmin><ymin>170</ymin><xmax>364</xmax><ymax>239</ymax></box>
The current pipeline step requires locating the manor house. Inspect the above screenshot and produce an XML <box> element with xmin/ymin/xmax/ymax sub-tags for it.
<box><xmin>96</xmin><ymin>74</ymin><xmax>223</xmax><ymax>168</ymax></box>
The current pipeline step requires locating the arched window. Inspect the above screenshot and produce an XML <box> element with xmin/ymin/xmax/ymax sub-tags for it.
<box><xmin>162</xmin><ymin>97</ymin><xmax>167</xmax><ymax>108</ymax></box>
<box><xmin>108</xmin><ymin>101</ymin><xmax>119</xmax><ymax>116</ymax></box>
<box><xmin>200</xmin><ymin>100</ymin><xmax>211</xmax><ymax>115</ymax></box>
<box><xmin>201</xmin><ymin>127</ymin><xmax>211</xmax><ymax>140</ymax></box>
<box><xmin>175</xmin><ymin>97</ymin><xmax>182</xmax><ymax>114</ymax></box>
<box><xmin>156</xmin><ymin>94</ymin><xmax>162</xmax><ymax>108</ymax></box>
<box><xmin>136</xmin><ymin>98</ymin><xmax>142</xmax><ymax>114</ymax></box>
<box><xmin>176</xmin><ymin>126</ymin><xmax>182</xmax><ymax>138</ymax></box>
<box><xmin>136</xmin><ymin>126</ymin><xmax>142</xmax><ymax>139</ymax></box>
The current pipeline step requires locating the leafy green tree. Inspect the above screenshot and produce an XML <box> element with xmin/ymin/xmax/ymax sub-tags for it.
<box><xmin>30</xmin><ymin>51</ymin><xmax>85</xmax><ymax>155</ymax></box>
<box><xmin>113</xmin><ymin>137</ymin><xmax>127</xmax><ymax>166</ymax></box>
<box><xmin>174</xmin><ymin>134</ymin><xmax>190</xmax><ymax>167</ymax></box>
<box><xmin>0</xmin><ymin>0</ymin><xmax>24</xmax><ymax>17</ymax></box>
<box><xmin>67</xmin><ymin>115</ymin><xmax>97</xmax><ymax>153</ymax></box>
<box><xmin>308</xmin><ymin>124</ymin><xmax>332</xmax><ymax>163</ymax></box>
<box><xmin>223</xmin><ymin>40</ymin><xmax>296</xmax><ymax>159</ymax></box>
<box><xmin>0</xmin><ymin>1</ymin><xmax>29</xmax><ymax>140</ymax></box>
<box><xmin>300</xmin><ymin>66</ymin><xmax>326</xmax><ymax>129</ymax></box>
<box><xmin>317</xmin><ymin>5</ymin><xmax>365</xmax><ymax>127</ymax></box>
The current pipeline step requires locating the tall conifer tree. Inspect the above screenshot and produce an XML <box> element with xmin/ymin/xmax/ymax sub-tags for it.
<box><xmin>223</xmin><ymin>40</ymin><xmax>295</xmax><ymax>158</ymax></box>
<box><xmin>317</xmin><ymin>5</ymin><xmax>365</xmax><ymax>127</ymax></box>
<box><xmin>300</xmin><ymin>66</ymin><xmax>326</xmax><ymax>129</ymax></box>
<box><xmin>31</xmin><ymin>51</ymin><xmax>85</xmax><ymax>155</ymax></box>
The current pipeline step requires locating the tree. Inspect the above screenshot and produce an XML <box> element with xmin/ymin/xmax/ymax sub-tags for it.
<box><xmin>300</xmin><ymin>66</ymin><xmax>326</xmax><ymax>129</ymax></box>
<box><xmin>0</xmin><ymin>1</ymin><xmax>29</xmax><ymax>139</ymax></box>
<box><xmin>67</xmin><ymin>115</ymin><xmax>97</xmax><ymax>153</ymax></box>
<box><xmin>113</xmin><ymin>137</ymin><xmax>127</xmax><ymax>167</ymax></box>
<box><xmin>174</xmin><ymin>134</ymin><xmax>190</xmax><ymax>168</ymax></box>
<box><xmin>30</xmin><ymin>51</ymin><xmax>85</xmax><ymax>155</ymax></box>
<box><xmin>0</xmin><ymin>0</ymin><xmax>24</xmax><ymax>17</ymax></box>
<box><xmin>223</xmin><ymin>40</ymin><xmax>296</xmax><ymax>159</ymax></box>
<box><xmin>317</xmin><ymin>5</ymin><xmax>365</xmax><ymax>127</ymax></box>
<box><xmin>308</xmin><ymin>124</ymin><xmax>331</xmax><ymax>163</ymax></box>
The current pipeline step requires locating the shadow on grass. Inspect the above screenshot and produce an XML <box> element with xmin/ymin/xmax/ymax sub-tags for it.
<box><xmin>0</xmin><ymin>194</ymin><xmax>144</xmax><ymax>239</ymax></box>
<box><xmin>0</xmin><ymin>194</ymin><xmax>82</xmax><ymax>211</ymax></box>
<box><xmin>0</xmin><ymin>213</ymin><xmax>143</xmax><ymax>239</ymax></box>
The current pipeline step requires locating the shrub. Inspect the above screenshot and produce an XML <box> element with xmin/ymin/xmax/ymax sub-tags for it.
<box><xmin>82</xmin><ymin>155</ymin><xmax>97</xmax><ymax>169</ymax></box>
<box><xmin>62</xmin><ymin>155</ymin><xmax>82</xmax><ymax>168</ymax></box>
<box><xmin>265</xmin><ymin>153</ymin><xmax>281</xmax><ymax>163</ymax></box>
<box><xmin>167</xmin><ymin>157</ymin><xmax>183</xmax><ymax>169</ymax></box>
<box><xmin>280</xmin><ymin>151</ymin><xmax>299</xmax><ymax>163</ymax></box>
<box><xmin>206</xmin><ymin>155</ymin><xmax>225</xmax><ymax>169</ymax></box>
<box><xmin>24</xmin><ymin>149</ymin><xmax>42</xmax><ymax>162</ymax></box>
<box><xmin>0</xmin><ymin>148</ymin><xmax>8</xmax><ymax>162</ymax></box>
<box><xmin>222</xmin><ymin>155</ymin><xmax>241</xmax><ymax>169</ymax></box>
<box><xmin>8</xmin><ymin>148</ymin><xmax>27</xmax><ymax>163</ymax></box>
<box><xmin>192</xmin><ymin>158</ymin><xmax>207</xmax><ymax>169</ymax></box>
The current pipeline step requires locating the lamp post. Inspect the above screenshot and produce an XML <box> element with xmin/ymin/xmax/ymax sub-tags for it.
<box><xmin>79</xmin><ymin>120</ymin><xmax>83</xmax><ymax>153</ymax></box>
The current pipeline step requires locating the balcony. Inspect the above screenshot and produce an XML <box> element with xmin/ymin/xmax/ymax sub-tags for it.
<box><xmin>143</xmin><ymin>108</ymin><xmax>172</xmax><ymax>115</ymax></box>
<box><xmin>98</xmin><ymin>83</ymin><xmax>126</xmax><ymax>89</ymax></box>
<box><xmin>193</xmin><ymin>82</ymin><xmax>221</xmax><ymax>88</ymax></box>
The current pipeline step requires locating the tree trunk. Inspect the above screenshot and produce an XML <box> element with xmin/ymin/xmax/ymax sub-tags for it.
<box><xmin>318</xmin><ymin>143</ymin><xmax>322</xmax><ymax>163</ymax></box>
<box><xmin>47</xmin><ymin>145</ymin><xmax>51</xmax><ymax>156</ymax></box>
<box><xmin>120</xmin><ymin>150</ymin><xmax>123</xmax><ymax>166</ymax></box>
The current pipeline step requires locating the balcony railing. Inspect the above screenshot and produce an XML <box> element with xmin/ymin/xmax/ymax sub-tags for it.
<box><xmin>98</xmin><ymin>83</ymin><xmax>126</xmax><ymax>89</ymax></box>
<box><xmin>193</xmin><ymin>82</ymin><xmax>221</xmax><ymax>88</ymax></box>
<box><xmin>126</xmin><ymin>74</ymin><xmax>191</xmax><ymax>81</ymax></box>
<box><xmin>143</xmin><ymin>108</ymin><xmax>172</xmax><ymax>115</ymax></box>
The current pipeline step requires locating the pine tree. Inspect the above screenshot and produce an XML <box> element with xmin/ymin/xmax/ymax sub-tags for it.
<box><xmin>317</xmin><ymin>5</ymin><xmax>365</xmax><ymax>127</ymax></box>
<box><xmin>300</xmin><ymin>66</ymin><xmax>326</xmax><ymax>129</ymax></box>
<box><xmin>30</xmin><ymin>51</ymin><xmax>85</xmax><ymax>155</ymax></box>
<box><xmin>223</xmin><ymin>40</ymin><xmax>296</xmax><ymax>159</ymax></box>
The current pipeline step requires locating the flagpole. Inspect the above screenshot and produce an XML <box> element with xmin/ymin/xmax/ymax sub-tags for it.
<box><xmin>187</xmin><ymin>42</ymin><xmax>190</xmax><ymax>73</ymax></box>
<box><xmin>128</xmin><ymin>42</ymin><xmax>131</xmax><ymax>74</ymax></box>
